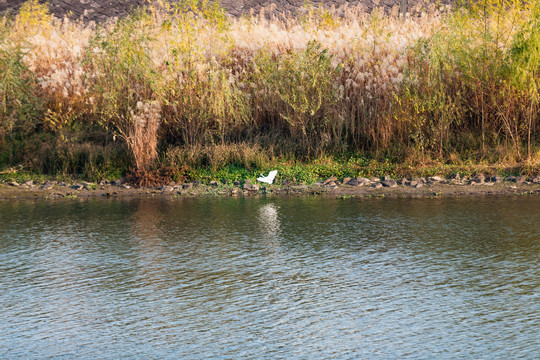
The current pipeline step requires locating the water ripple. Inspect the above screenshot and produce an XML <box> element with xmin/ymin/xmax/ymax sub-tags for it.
<box><xmin>0</xmin><ymin>197</ymin><xmax>539</xmax><ymax>359</ymax></box>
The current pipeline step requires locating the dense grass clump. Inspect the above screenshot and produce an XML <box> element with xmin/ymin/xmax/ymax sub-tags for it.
<box><xmin>1</xmin><ymin>0</ymin><xmax>539</xmax><ymax>183</ymax></box>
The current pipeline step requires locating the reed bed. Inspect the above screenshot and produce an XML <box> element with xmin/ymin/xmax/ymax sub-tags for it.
<box><xmin>1</xmin><ymin>0</ymin><xmax>539</xmax><ymax>181</ymax></box>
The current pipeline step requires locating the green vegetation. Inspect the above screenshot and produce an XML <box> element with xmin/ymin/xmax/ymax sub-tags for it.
<box><xmin>0</xmin><ymin>0</ymin><xmax>539</xmax><ymax>186</ymax></box>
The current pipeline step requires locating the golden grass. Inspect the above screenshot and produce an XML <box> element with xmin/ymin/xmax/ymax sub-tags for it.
<box><xmin>1</xmin><ymin>0</ymin><xmax>539</xmax><ymax>173</ymax></box>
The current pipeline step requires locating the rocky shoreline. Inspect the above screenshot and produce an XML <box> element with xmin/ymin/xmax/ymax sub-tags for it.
<box><xmin>1</xmin><ymin>174</ymin><xmax>539</xmax><ymax>200</ymax></box>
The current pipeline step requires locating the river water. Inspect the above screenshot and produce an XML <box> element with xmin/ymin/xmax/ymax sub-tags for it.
<box><xmin>1</xmin><ymin>196</ymin><xmax>539</xmax><ymax>359</ymax></box>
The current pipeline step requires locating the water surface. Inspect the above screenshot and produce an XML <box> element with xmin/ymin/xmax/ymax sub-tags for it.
<box><xmin>1</xmin><ymin>196</ymin><xmax>539</xmax><ymax>359</ymax></box>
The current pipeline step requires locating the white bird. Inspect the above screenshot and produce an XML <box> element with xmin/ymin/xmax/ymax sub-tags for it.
<box><xmin>257</xmin><ymin>170</ymin><xmax>278</xmax><ymax>184</ymax></box>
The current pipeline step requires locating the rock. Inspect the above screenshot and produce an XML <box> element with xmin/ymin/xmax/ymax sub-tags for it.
<box><xmin>193</xmin><ymin>180</ymin><xmax>201</xmax><ymax>187</ymax></box>
<box><xmin>487</xmin><ymin>176</ymin><xmax>503</xmax><ymax>183</ymax></box>
<box><xmin>122</xmin><ymin>184</ymin><xmax>132</xmax><ymax>189</ymax></box>
<box><xmin>243</xmin><ymin>183</ymin><xmax>259</xmax><ymax>191</ymax></box>
<box><xmin>532</xmin><ymin>176</ymin><xmax>540</xmax><ymax>184</ymax></box>
<box><xmin>9</xmin><ymin>181</ymin><xmax>20</xmax><ymax>187</ymax></box>
<box><xmin>209</xmin><ymin>181</ymin><xmax>219</xmax><ymax>187</ymax></box>
<box><xmin>427</xmin><ymin>176</ymin><xmax>444</xmax><ymax>183</ymax></box>
<box><xmin>357</xmin><ymin>177</ymin><xmax>371</xmax><ymax>184</ymax></box>
<box><xmin>382</xmin><ymin>179</ymin><xmax>397</xmax><ymax>187</ymax></box>
<box><xmin>183</xmin><ymin>183</ymin><xmax>193</xmax><ymax>189</ymax></box>
<box><xmin>383</xmin><ymin>175</ymin><xmax>392</xmax><ymax>181</ymax></box>
<box><xmin>161</xmin><ymin>185</ymin><xmax>174</xmax><ymax>192</ymax></box>
<box><xmin>71</xmin><ymin>184</ymin><xmax>84</xmax><ymax>190</ymax></box>
<box><xmin>413</xmin><ymin>177</ymin><xmax>425</xmax><ymax>184</ymax></box>
<box><xmin>507</xmin><ymin>175</ymin><xmax>525</xmax><ymax>184</ymax></box>
<box><xmin>342</xmin><ymin>177</ymin><xmax>352</xmax><ymax>185</ymax></box>
<box><xmin>347</xmin><ymin>179</ymin><xmax>362</xmax><ymax>186</ymax></box>
<box><xmin>233</xmin><ymin>180</ymin><xmax>241</xmax><ymax>186</ymax></box>
<box><xmin>111</xmin><ymin>178</ymin><xmax>126</xmax><ymax>186</ymax></box>
<box><xmin>24</xmin><ymin>180</ymin><xmax>34</xmax><ymax>186</ymax></box>
<box><xmin>471</xmin><ymin>175</ymin><xmax>485</xmax><ymax>184</ymax></box>
<box><xmin>40</xmin><ymin>183</ymin><xmax>53</xmax><ymax>190</ymax></box>
<box><xmin>400</xmin><ymin>178</ymin><xmax>408</xmax><ymax>186</ymax></box>
<box><xmin>323</xmin><ymin>176</ymin><xmax>337</xmax><ymax>185</ymax></box>
<box><xmin>372</xmin><ymin>183</ymin><xmax>383</xmax><ymax>189</ymax></box>
<box><xmin>414</xmin><ymin>182</ymin><xmax>423</xmax><ymax>188</ymax></box>
<box><xmin>370</xmin><ymin>177</ymin><xmax>380</xmax><ymax>183</ymax></box>
<box><xmin>326</xmin><ymin>181</ymin><xmax>337</xmax><ymax>187</ymax></box>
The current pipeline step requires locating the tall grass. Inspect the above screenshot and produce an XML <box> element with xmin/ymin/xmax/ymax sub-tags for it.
<box><xmin>1</xmin><ymin>0</ymin><xmax>539</xmax><ymax>181</ymax></box>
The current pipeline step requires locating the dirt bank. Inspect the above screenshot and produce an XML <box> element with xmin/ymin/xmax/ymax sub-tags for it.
<box><xmin>1</xmin><ymin>177</ymin><xmax>539</xmax><ymax>200</ymax></box>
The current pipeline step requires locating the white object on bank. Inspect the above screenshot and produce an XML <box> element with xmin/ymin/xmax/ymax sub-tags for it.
<box><xmin>257</xmin><ymin>170</ymin><xmax>278</xmax><ymax>184</ymax></box>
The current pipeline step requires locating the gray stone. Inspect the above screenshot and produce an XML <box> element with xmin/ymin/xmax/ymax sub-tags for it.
<box><xmin>183</xmin><ymin>183</ymin><xmax>193</xmax><ymax>189</ymax></box>
<box><xmin>347</xmin><ymin>179</ymin><xmax>362</xmax><ymax>186</ymax></box>
<box><xmin>40</xmin><ymin>183</ymin><xmax>53</xmax><ymax>190</ymax></box>
<box><xmin>531</xmin><ymin>176</ymin><xmax>540</xmax><ymax>184</ymax></box>
<box><xmin>400</xmin><ymin>178</ymin><xmax>408</xmax><ymax>185</ymax></box>
<box><xmin>357</xmin><ymin>177</ymin><xmax>371</xmax><ymax>185</ymax></box>
<box><xmin>414</xmin><ymin>182</ymin><xmax>423</xmax><ymax>188</ymax></box>
<box><xmin>487</xmin><ymin>176</ymin><xmax>503</xmax><ymax>183</ymax></box>
<box><xmin>323</xmin><ymin>176</ymin><xmax>338</xmax><ymax>185</ymax></box>
<box><xmin>471</xmin><ymin>175</ymin><xmax>485</xmax><ymax>184</ymax></box>
<box><xmin>233</xmin><ymin>180</ymin><xmax>241</xmax><ymax>186</ymax></box>
<box><xmin>507</xmin><ymin>175</ymin><xmax>526</xmax><ymax>184</ymax></box>
<box><xmin>342</xmin><ymin>177</ymin><xmax>352</xmax><ymax>185</ymax></box>
<box><xmin>243</xmin><ymin>183</ymin><xmax>259</xmax><ymax>191</ymax></box>
<box><xmin>209</xmin><ymin>181</ymin><xmax>219</xmax><ymax>187</ymax></box>
<box><xmin>161</xmin><ymin>185</ymin><xmax>174</xmax><ymax>192</ymax></box>
<box><xmin>9</xmin><ymin>181</ymin><xmax>20</xmax><ymax>187</ymax></box>
<box><xmin>71</xmin><ymin>184</ymin><xmax>84</xmax><ymax>190</ymax></box>
<box><xmin>427</xmin><ymin>176</ymin><xmax>444</xmax><ymax>183</ymax></box>
<box><xmin>112</xmin><ymin>178</ymin><xmax>126</xmax><ymax>186</ymax></box>
<box><xmin>382</xmin><ymin>179</ymin><xmax>397</xmax><ymax>187</ymax></box>
<box><xmin>372</xmin><ymin>183</ymin><xmax>383</xmax><ymax>189</ymax></box>
<box><xmin>24</xmin><ymin>180</ymin><xmax>34</xmax><ymax>186</ymax></box>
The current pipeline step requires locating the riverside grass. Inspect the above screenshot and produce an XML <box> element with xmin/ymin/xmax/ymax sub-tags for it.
<box><xmin>1</xmin><ymin>0</ymin><xmax>540</xmax><ymax>184</ymax></box>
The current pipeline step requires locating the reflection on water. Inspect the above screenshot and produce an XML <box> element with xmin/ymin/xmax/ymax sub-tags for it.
<box><xmin>0</xmin><ymin>197</ymin><xmax>539</xmax><ymax>359</ymax></box>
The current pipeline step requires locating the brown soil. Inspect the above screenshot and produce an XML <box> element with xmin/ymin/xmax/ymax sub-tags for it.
<box><xmin>1</xmin><ymin>0</ymin><xmax>449</xmax><ymax>23</ymax></box>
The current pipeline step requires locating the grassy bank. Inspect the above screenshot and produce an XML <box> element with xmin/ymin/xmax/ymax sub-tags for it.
<box><xmin>1</xmin><ymin>0</ymin><xmax>540</xmax><ymax>185</ymax></box>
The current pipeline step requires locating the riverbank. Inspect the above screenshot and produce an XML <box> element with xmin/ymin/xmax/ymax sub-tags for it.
<box><xmin>3</xmin><ymin>1</ymin><xmax>540</xmax><ymax>185</ymax></box>
<box><xmin>2</xmin><ymin>174</ymin><xmax>540</xmax><ymax>200</ymax></box>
